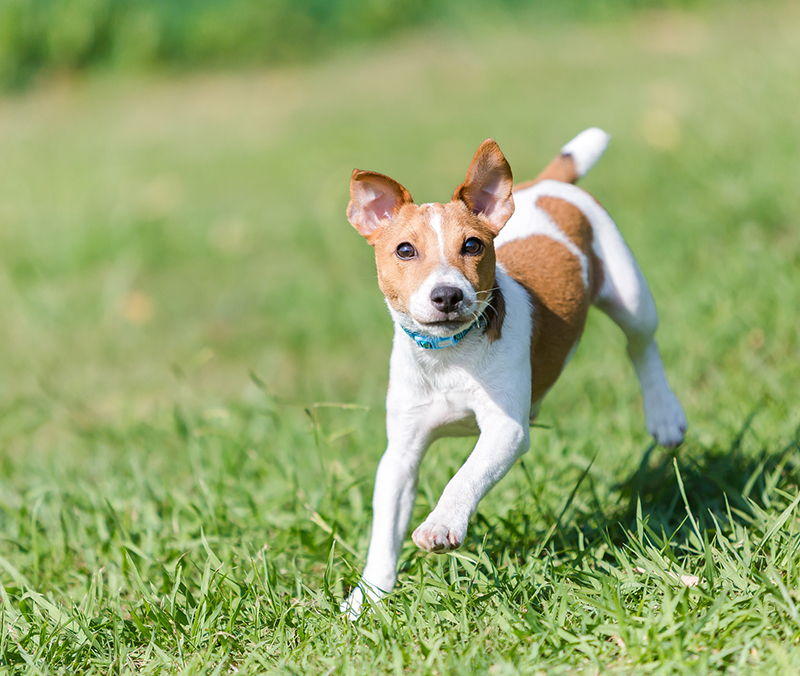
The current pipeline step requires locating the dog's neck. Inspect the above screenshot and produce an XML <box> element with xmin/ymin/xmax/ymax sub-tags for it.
<box><xmin>400</xmin><ymin>312</ymin><xmax>488</xmax><ymax>350</ymax></box>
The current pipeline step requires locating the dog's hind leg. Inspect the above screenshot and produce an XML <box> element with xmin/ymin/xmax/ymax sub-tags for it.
<box><xmin>587</xmin><ymin>201</ymin><xmax>687</xmax><ymax>448</ymax></box>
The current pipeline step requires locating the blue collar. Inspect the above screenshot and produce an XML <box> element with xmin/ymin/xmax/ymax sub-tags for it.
<box><xmin>401</xmin><ymin>314</ymin><xmax>487</xmax><ymax>350</ymax></box>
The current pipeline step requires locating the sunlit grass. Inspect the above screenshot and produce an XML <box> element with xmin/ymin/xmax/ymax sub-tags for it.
<box><xmin>1</xmin><ymin>1</ymin><xmax>799</xmax><ymax>673</ymax></box>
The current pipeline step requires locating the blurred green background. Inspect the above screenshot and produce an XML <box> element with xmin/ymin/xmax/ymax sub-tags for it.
<box><xmin>1</xmin><ymin>0</ymin><xmax>799</xmax><ymax>671</ymax></box>
<box><xmin>1</xmin><ymin>0</ymin><xmax>796</xmax><ymax>430</ymax></box>
<box><xmin>0</xmin><ymin>0</ymin><xmax>711</xmax><ymax>88</ymax></box>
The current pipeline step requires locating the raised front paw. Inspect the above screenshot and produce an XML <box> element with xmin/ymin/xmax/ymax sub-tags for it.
<box><xmin>412</xmin><ymin>520</ymin><xmax>466</xmax><ymax>553</ymax></box>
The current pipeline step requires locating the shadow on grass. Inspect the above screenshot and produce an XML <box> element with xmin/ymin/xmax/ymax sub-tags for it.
<box><xmin>470</xmin><ymin>407</ymin><xmax>800</xmax><ymax>565</ymax></box>
<box><xmin>615</xmin><ymin>409</ymin><xmax>800</xmax><ymax>537</ymax></box>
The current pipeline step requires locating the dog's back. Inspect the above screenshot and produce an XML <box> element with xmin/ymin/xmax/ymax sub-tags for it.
<box><xmin>494</xmin><ymin>129</ymin><xmax>609</xmax><ymax>407</ymax></box>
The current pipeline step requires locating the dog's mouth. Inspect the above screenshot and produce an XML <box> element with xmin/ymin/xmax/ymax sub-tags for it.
<box><xmin>418</xmin><ymin>319</ymin><xmax>468</xmax><ymax>332</ymax></box>
<box><xmin>411</xmin><ymin>296</ymin><xmax>491</xmax><ymax>335</ymax></box>
<box><xmin>413</xmin><ymin>310</ymin><xmax>482</xmax><ymax>337</ymax></box>
<box><xmin>401</xmin><ymin>292</ymin><xmax>488</xmax><ymax>338</ymax></box>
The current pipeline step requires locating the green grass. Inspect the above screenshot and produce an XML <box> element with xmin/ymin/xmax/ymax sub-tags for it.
<box><xmin>1</xmin><ymin>1</ymin><xmax>800</xmax><ymax>673</ymax></box>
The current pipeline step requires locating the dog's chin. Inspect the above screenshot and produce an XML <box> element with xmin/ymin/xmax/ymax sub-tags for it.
<box><xmin>413</xmin><ymin>318</ymin><xmax>472</xmax><ymax>337</ymax></box>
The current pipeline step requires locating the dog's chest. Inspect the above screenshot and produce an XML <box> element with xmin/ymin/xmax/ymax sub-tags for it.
<box><xmin>387</xmin><ymin>339</ymin><xmax>495</xmax><ymax>434</ymax></box>
<box><xmin>422</xmin><ymin>388</ymin><xmax>481</xmax><ymax>438</ymax></box>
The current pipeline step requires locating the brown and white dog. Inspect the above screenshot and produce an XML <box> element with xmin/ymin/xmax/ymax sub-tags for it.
<box><xmin>342</xmin><ymin>129</ymin><xmax>687</xmax><ymax>617</ymax></box>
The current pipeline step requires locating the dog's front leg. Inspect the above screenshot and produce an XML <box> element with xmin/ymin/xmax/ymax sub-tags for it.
<box><xmin>412</xmin><ymin>411</ymin><xmax>529</xmax><ymax>553</ymax></box>
<box><xmin>342</xmin><ymin>413</ymin><xmax>432</xmax><ymax>618</ymax></box>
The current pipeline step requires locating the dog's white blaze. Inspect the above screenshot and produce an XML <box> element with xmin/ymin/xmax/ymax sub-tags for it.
<box><xmin>422</xmin><ymin>203</ymin><xmax>446</xmax><ymax>260</ymax></box>
<box><xmin>404</xmin><ymin>204</ymin><xmax>480</xmax><ymax>329</ymax></box>
<box><xmin>497</xmin><ymin>186</ymin><xmax>590</xmax><ymax>291</ymax></box>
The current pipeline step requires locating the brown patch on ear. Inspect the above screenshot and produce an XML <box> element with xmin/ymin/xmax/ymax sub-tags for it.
<box><xmin>452</xmin><ymin>139</ymin><xmax>514</xmax><ymax>235</ymax></box>
<box><xmin>483</xmin><ymin>285</ymin><xmax>506</xmax><ymax>342</ymax></box>
<box><xmin>347</xmin><ymin>170</ymin><xmax>413</xmax><ymax>245</ymax></box>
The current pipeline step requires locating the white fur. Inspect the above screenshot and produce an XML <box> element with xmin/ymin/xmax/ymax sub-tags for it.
<box><xmin>424</xmin><ymin>204</ymin><xmax>446</xmax><ymax>259</ymax></box>
<box><xmin>560</xmin><ymin>127</ymin><xmax>611</xmax><ymax>178</ymax></box>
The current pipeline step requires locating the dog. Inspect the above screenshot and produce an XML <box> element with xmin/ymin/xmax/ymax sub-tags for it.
<box><xmin>342</xmin><ymin>128</ymin><xmax>687</xmax><ymax>618</ymax></box>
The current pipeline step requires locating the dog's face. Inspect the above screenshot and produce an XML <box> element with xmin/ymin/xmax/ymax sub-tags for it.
<box><xmin>347</xmin><ymin>140</ymin><xmax>515</xmax><ymax>337</ymax></box>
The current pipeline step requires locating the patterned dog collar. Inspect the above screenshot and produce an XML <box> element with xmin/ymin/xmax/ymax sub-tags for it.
<box><xmin>401</xmin><ymin>314</ymin><xmax>487</xmax><ymax>350</ymax></box>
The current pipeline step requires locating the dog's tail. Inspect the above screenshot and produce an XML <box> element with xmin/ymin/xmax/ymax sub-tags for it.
<box><xmin>516</xmin><ymin>128</ymin><xmax>611</xmax><ymax>190</ymax></box>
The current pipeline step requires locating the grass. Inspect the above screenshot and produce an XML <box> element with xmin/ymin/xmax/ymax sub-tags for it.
<box><xmin>1</xmin><ymin>0</ymin><xmax>800</xmax><ymax>673</ymax></box>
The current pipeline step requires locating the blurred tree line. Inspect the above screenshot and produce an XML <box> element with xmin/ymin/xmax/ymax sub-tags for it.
<box><xmin>0</xmin><ymin>0</ymin><xmax>707</xmax><ymax>89</ymax></box>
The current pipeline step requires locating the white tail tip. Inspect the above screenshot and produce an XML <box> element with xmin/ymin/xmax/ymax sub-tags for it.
<box><xmin>560</xmin><ymin>128</ymin><xmax>611</xmax><ymax>178</ymax></box>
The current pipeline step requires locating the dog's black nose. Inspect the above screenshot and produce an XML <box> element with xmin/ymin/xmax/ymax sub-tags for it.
<box><xmin>430</xmin><ymin>285</ymin><xmax>463</xmax><ymax>314</ymax></box>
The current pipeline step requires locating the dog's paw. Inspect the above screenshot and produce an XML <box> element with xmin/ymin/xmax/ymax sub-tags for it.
<box><xmin>412</xmin><ymin>520</ymin><xmax>466</xmax><ymax>553</ymax></box>
<box><xmin>341</xmin><ymin>579</ymin><xmax>390</xmax><ymax>620</ymax></box>
<box><xmin>645</xmin><ymin>389</ymin><xmax>687</xmax><ymax>449</ymax></box>
<box><xmin>340</xmin><ymin>587</ymin><xmax>364</xmax><ymax>620</ymax></box>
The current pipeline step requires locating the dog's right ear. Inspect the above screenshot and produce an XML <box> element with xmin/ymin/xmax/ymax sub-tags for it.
<box><xmin>347</xmin><ymin>170</ymin><xmax>413</xmax><ymax>245</ymax></box>
<box><xmin>452</xmin><ymin>139</ymin><xmax>514</xmax><ymax>236</ymax></box>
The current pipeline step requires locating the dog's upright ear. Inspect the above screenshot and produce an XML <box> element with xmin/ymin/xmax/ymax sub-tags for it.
<box><xmin>347</xmin><ymin>170</ymin><xmax>413</xmax><ymax>245</ymax></box>
<box><xmin>452</xmin><ymin>139</ymin><xmax>514</xmax><ymax>235</ymax></box>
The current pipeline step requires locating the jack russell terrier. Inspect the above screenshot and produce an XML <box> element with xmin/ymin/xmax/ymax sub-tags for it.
<box><xmin>342</xmin><ymin>128</ymin><xmax>687</xmax><ymax>618</ymax></box>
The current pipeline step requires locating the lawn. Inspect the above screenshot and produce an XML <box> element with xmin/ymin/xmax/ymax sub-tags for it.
<box><xmin>1</xmin><ymin>1</ymin><xmax>799</xmax><ymax>673</ymax></box>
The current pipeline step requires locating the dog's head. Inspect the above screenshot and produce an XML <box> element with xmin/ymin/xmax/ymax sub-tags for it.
<box><xmin>347</xmin><ymin>140</ymin><xmax>514</xmax><ymax>338</ymax></box>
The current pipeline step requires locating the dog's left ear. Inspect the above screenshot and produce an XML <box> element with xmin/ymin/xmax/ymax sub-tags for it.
<box><xmin>452</xmin><ymin>139</ymin><xmax>514</xmax><ymax>235</ymax></box>
<box><xmin>347</xmin><ymin>170</ymin><xmax>413</xmax><ymax>245</ymax></box>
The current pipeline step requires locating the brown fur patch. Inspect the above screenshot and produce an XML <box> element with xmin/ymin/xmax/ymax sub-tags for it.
<box><xmin>513</xmin><ymin>154</ymin><xmax>578</xmax><ymax>192</ymax></box>
<box><xmin>371</xmin><ymin>203</ymin><xmax>440</xmax><ymax>314</ymax></box>
<box><xmin>484</xmin><ymin>286</ymin><xmax>505</xmax><ymax>342</ymax></box>
<box><xmin>535</xmin><ymin>196</ymin><xmax>604</xmax><ymax>301</ymax></box>
<box><xmin>497</xmin><ymin>233</ymin><xmax>589</xmax><ymax>403</ymax></box>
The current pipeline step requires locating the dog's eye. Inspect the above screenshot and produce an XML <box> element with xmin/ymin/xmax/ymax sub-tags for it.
<box><xmin>396</xmin><ymin>242</ymin><xmax>417</xmax><ymax>259</ymax></box>
<box><xmin>463</xmin><ymin>237</ymin><xmax>484</xmax><ymax>255</ymax></box>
